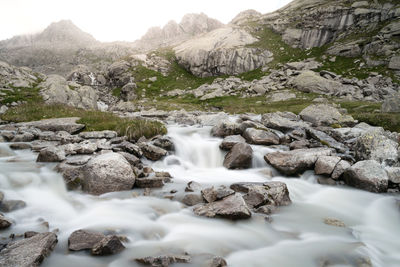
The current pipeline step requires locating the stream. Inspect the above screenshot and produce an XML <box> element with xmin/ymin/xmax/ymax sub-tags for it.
<box><xmin>0</xmin><ymin>125</ymin><xmax>400</xmax><ymax>267</ymax></box>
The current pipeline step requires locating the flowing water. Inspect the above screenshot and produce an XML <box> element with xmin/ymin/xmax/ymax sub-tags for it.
<box><xmin>0</xmin><ymin>125</ymin><xmax>400</xmax><ymax>267</ymax></box>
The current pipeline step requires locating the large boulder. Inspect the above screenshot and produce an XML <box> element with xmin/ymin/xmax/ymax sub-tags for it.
<box><xmin>219</xmin><ymin>135</ymin><xmax>246</xmax><ymax>151</ymax></box>
<box><xmin>261</xmin><ymin>112</ymin><xmax>309</xmax><ymax>132</ymax></box>
<box><xmin>354</xmin><ymin>129</ymin><xmax>399</xmax><ymax>165</ymax></box>
<box><xmin>139</xmin><ymin>143</ymin><xmax>167</xmax><ymax>161</ymax></box>
<box><xmin>291</xmin><ymin>71</ymin><xmax>355</xmax><ymax>96</ymax></box>
<box><xmin>174</xmin><ymin>27</ymin><xmax>273</xmax><ymax>77</ymax></box>
<box><xmin>40</xmin><ymin>75</ymin><xmax>98</xmax><ymax>110</ymax></box>
<box><xmin>265</xmin><ymin>148</ymin><xmax>333</xmax><ymax>176</ymax></box>
<box><xmin>82</xmin><ymin>152</ymin><xmax>136</xmax><ymax>195</ymax></box>
<box><xmin>0</xmin><ymin>232</ymin><xmax>57</xmax><ymax>267</ymax></box>
<box><xmin>343</xmin><ymin>160</ymin><xmax>388</xmax><ymax>193</ymax></box>
<box><xmin>223</xmin><ymin>143</ymin><xmax>253</xmax><ymax>169</ymax></box>
<box><xmin>314</xmin><ymin>156</ymin><xmax>341</xmax><ymax>176</ymax></box>
<box><xmin>299</xmin><ymin>104</ymin><xmax>356</xmax><ymax>127</ymax></box>
<box><xmin>36</xmin><ymin>146</ymin><xmax>66</xmax><ymax>162</ymax></box>
<box><xmin>388</xmin><ymin>55</ymin><xmax>400</xmax><ymax>70</ymax></box>
<box><xmin>211</xmin><ymin>121</ymin><xmax>242</xmax><ymax>137</ymax></box>
<box><xmin>242</xmin><ymin>128</ymin><xmax>280</xmax><ymax>145</ymax></box>
<box><xmin>193</xmin><ymin>193</ymin><xmax>251</xmax><ymax>220</ymax></box>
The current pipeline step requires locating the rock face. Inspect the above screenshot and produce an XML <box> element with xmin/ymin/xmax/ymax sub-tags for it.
<box><xmin>0</xmin><ymin>232</ymin><xmax>57</xmax><ymax>267</ymax></box>
<box><xmin>82</xmin><ymin>152</ymin><xmax>136</xmax><ymax>195</ymax></box>
<box><xmin>265</xmin><ymin>148</ymin><xmax>333</xmax><ymax>175</ymax></box>
<box><xmin>174</xmin><ymin>27</ymin><xmax>273</xmax><ymax>77</ymax></box>
<box><xmin>299</xmin><ymin>104</ymin><xmax>356</xmax><ymax>127</ymax></box>
<box><xmin>223</xmin><ymin>143</ymin><xmax>253</xmax><ymax>169</ymax></box>
<box><xmin>193</xmin><ymin>193</ymin><xmax>251</xmax><ymax>220</ymax></box>
<box><xmin>344</xmin><ymin>160</ymin><xmax>388</xmax><ymax>193</ymax></box>
<box><xmin>40</xmin><ymin>75</ymin><xmax>98</xmax><ymax>110</ymax></box>
<box><xmin>68</xmin><ymin>230</ymin><xmax>105</xmax><ymax>251</ymax></box>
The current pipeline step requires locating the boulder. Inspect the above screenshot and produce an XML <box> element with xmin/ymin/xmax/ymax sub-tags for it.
<box><xmin>0</xmin><ymin>200</ymin><xmax>26</xmax><ymax>212</ymax></box>
<box><xmin>314</xmin><ymin>156</ymin><xmax>341</xmax><ymax>176</ymax></box>
<box><xmin>68</xmin><ymin>230</ymin><xmax>105</xmax><ymax>251</ymax></box>
<box><xmin>343</xmin><ymin>160</ymin><xmax>388</xmax><ymax>193</ymax></box>
<box><xmin>326</xmin><ymin>42</ymin><xmax>362</xmax><ymax>57</ymax></box>
<box><xmin>135</xmin><ymin>255</ymin><xmax>191</xmax><ymax>266</ymax></box>
<box><xmin>219</xmin><ymin>135</ymin><xmax>246</xmax><ymax>151</ymax></box>
<box><xmin>12</xmin><ymin>132</ymin><xmax>35</xmax><ymax>142</ymax></box>
<box><xmin>120</xmin><ymin>82</ymin><xmax>137</xmax><ymax>101</ymax></box>
<box><xmin>306</xmin><ymin>128</ymin><xmax>348</xmax><ymax>153</ymax></box>
<box><xmin>285</xmin><ymin>60</ymin><xmax>321</xmax><ymax>70</ymax></box>
<box><xmin>381</xmin><ymin>93</ymin><xmax>400</xmax><ymax>113</ymax></box>
<box><xmin>17</xmin><ymin>117</ymin><xmax>85</xmax><ymax>134</ymax></box>
<box><xmin>223</xmin><ymin>143</ymin><xmax>253</xmax><ymax>169</ymax></box>
<box><xmin>299</xmin><ymin>104</ymin><xmax>356</xmax><ymax>127</ymax></box>
<box><xmin>82</xmin><ymin>152</ymin><xmax>136</xmax><ymax>195</ymax></box>
<box><xmin>91</xmin><ymin>235</ymin><xmax>125</xmax><ymax>256</ymax></box>
<box><xmin>354</xmin><ymin>129</ymin><xmax>399</xmax><ymax>165</ymax></box>
<box><xmin>152</xmin><ymin>136</ymin><xmax>175</xmax><ymax>151</ymax></box>
<box><xmin>139</xmin><ymin>143</ymin><xmax>167</xmax><ymax>161</ymax></box>
<box><xmin>388</xmin><ymin>56</ymin><xmax>400</xmax><ymax>70</ymax></box>
<box><xmin>116</xmin><ymin>141</ymin><xmax>143</xmax><ymax>157</ymax></box>
<box><xmin>211</xmin><ymin>121</ymin><xmax>242</xmax><ymax>137</ymax></box>
<box><xmin>37</xmin><ymin>146</ymin><xmax>66</xmax><ymax>162</ymax></box>
<box><xmin>0</xmin><ymin>215</ymin><xmax>11</xmax><ymax>229</ymax></box>
<box><xmin>201</xmin><ymin>187</ymin><xmax>218</xmax><ymax>203</ymax></box>
<box><xmin>0</xmin><ymin>232</ymin><xmax>57</xmax><ymax>267</ymax></box>
<box><xmin>193</xmin><ymin>193</ymin><xmax>251</xmax><ymax>220</ymax></box>
<box><xmin>331</xmin><ymin>160</ymin><xmax>352</xmax><ymax>180</ymax></box>
<box><xmin>385</xmin><ymin>167</ymin><xmax>400</xmax><ymax>184</ymax></box>
<box><xmin>261</xmin><ymin>112</ymin><xmax>309</xmax><ymax>132</ymax></box>
<box><xmin>9</xmin><ymin>143</ymin><xmax>31</xmax><ymax>150</ymax></box>
<box><xmin>174</xmin><ymin>27</ymin><xmax>273</xmax><ymax>77</ymax></box>
<box><xmin>265</xmin><ymin>148</ymin><xmax>333</xmax><ymax>176</ymax></box>
<box><xmin>182</xmin><ymin>193</ymin><xmax>204</xmax><ymax>206</ymax></box>
<box><xmin>242</xmin><ymin>128</ymin><xmax>280</xmax><ymax>146</ymax></box>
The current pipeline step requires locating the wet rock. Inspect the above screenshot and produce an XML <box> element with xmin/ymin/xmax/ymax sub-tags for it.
<box><xmin>78</xmin><ymin>130</ymin><xmax>117</xmax><ymax>139</ymax></box>
<box><xmin>381</xmin><ymin>93</ymin><xmax>400</xmax><ymax>113</ymax></box>
<box><xmin>65</xmin><ymin>155</ymin><xmax>92</xmax><ymax>166</ymax></box>
<box><xmin>354</xmin><ymin>129</ymin><xmax>399</xmax><ymax>165</ymax></box>
<box><xmin>201</xmin><ymin>187</ymin><xmax>218</xmax><ymax>203</ymax></box>
<box><xmin>9</xmin><ymin>143</ymin><xmax>31</xmax><ymax>150</ymax></box>
<box><xmin>30</xmin><ymin>140</ymin><xmax>59</xmax><ymax>152</ymax></box>
<box><xmin>37</xmin><ymin>147</ymin><xmax>66</xmax><ymax>162</ymax></box>
<box><xmin>299</xmin><ymin>104</ymin><xmax>356</xmax><ymax>127</ymax></box>
<box><xmin>135</xmin><ymin>177</ymin><xmax>169</xmax><ymax>188</ymax></box>
<box><xmin>118</xmin><ymin>152</ymin><xmax>141</xmax><ymax>168</ymax></box>
<box><xmin>0</xmin><ymin>200</ymin><xmax>26</xmax><ymax>212</ymax></box>
<box><xmin>24</xmin><ymin>231</ymin><xmax>39</xmax><ymax>238</ymax></box>
<box><xmin>135</xmin><ymin>254</ymin><xmax>191</xmax><ymax>266</ymax></box>
<box><xmin>185</xmin><ymin>181</ymin><xmax>202</xmax><ymax>192</ymax></box>
<box><xmin>152</xmin><ymin>136</ymin><xmax>175</xmax><ymax>151</ymax></box>
<box><xmin>223</xmin><ymin>143</ymin><xmax>253</xmax><ymax>169</ymax></box>
<box><xmin>54</xmin><ymin>163</ymin><xmax>84</xmax><ymax>190</ymax></box>
<box><xmin>209</xmin><ymin>256</ymin><xmax>227</xmax><ymax>267</ymax></box>
<box><xmin>331</xmin><ymin>160</ymin><xmax>352</xmax><ymax>180</ymax></box>
<box><xmin>261</xmin><ymin>112</ymin><xmax>309</xmax><ymax>132</ymax></box>
<box><xmin>17</xmin><ymin>117</ymin><xmax>85</xmax><ymax>134</ymax></box>
<box><xmin>243</xmin><ymin>128</ymin><xmax>280</xmax><ymax>145</ymax></box>
<box><xmin>344</xmin><ymin>160</ymin><xmax>388</xmax><ymax>193</ymax></box>
<box><xmin>0</xmin><ymin>232</ymin><xmax>57</xmax><ymax>267</ymax></box>
<box><xmin>306</xmin><ymin>128</ymin><xmax>348</xmax><ymax>153</ymax></box>
<box><xmin>68</xmin><ymin>229</ymin><xmax>105</xmax><ymax>251</ymax></box>
<box><xmin>182</xmin><ymin>193</ymin><xmax>204</xmax><ymax>206</ymax></box>
<box><xmin>193</xmin><ymin>193</ymin><xmax>251</xmax><ymax>220</ymax></box>
<box><xmin>91</xmin><ymin>235</ymin><xmax>125</xmax><ymax>256</ymax></box>
<box><xmin>219</xmin><ymin>135</ymin><xmax>246</xmax><ymax>151</ymax></box>
<box><xmin>265</xmin><ymin>148</ymin><xmax>333</xmax><ymax>176</ymax></box>
<box><xmin>82</xmin><ymin>152</ymin><xmax>136</xmax><ymax>195</ymax></box>
<box><xmin>314</xmin><ymin>156</ymin><xmax>341</xmax><ymax>176</ymax></box>
<box><xmin>0</xmin><ymin>215</ymin><xmax>12</xmax><ymax>229</ymax></box>
<box><xmin>139</xmin><ymin>143</ymin><xmax>167</xmax><ymax>161</ymax></box>
<box><xmin>317</xmin><ymin>177</ymin><xmax>337</xmax><ymax>186</ymax></box>
<box><xmin>211</xmin><ymin>121</ymin><xmax>242</xmax><ymax>138</ymax></box>
<box><xmin>323</xmin><ymin>218</ymin><xmax>346</xmax><ymax>227</ymax></box>
<box><xmin>385</xmin><ymin>167</ymin><xmax>400</xmax><ymax>184</ymax></box>
<box><xmin>12</xmin><ymin>132</ymin><xmax>35</xmax><ymax>142</ymax></box>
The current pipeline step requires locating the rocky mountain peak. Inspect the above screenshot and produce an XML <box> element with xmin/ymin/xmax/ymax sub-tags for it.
<box><xmin>230</xmin><ymin>9</ymin><xmax>262</xmax><ymax>25</ymax></box>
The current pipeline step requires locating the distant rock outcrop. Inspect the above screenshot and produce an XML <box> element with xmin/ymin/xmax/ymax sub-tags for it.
<box><xmin>134</xmin><ymin>13</ymin><xmax>224</xmax><ymax>51</ymax></box>
<box><xmin>174</xmin><ymin>26</ymin><xmax>273</xmax><ymax>77</ymax></box>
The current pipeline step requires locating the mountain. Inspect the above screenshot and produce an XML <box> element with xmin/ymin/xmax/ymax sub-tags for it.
<box><xmin>0</xmin><ymin>20</ymin><xmax>136</xmax><ymax>76</ymax></box>
<box><xmin>133</xmin><ymin>13</ymin><xmax>224</xmax><ymax>51</ymax></box>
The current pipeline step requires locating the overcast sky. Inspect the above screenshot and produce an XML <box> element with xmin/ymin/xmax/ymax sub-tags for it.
<box><xmin>0</xmin><ymin>0</ymin><xmax>292</xmax><ymax>42</ymax></box>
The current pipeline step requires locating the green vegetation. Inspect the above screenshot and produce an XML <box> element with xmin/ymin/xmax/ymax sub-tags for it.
<box><xmin>1</xmin><ymin>102</ymin><xmax>166</xmax><ymax>140</ymax></box>
<box><xmin>112</xmin><ymin>87</ymin><xmax>122</xmax><ymax>97</ymax></box>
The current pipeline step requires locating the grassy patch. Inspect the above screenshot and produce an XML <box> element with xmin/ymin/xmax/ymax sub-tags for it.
<box><xmin>1</xmin><ymin>103</ymin><xmax>166</xmax><ymax>140</ymax></box>
<box><xmin>112</xmin><ymin>87</ymin><xmax>122</xmax><ymax>97</ymax></box>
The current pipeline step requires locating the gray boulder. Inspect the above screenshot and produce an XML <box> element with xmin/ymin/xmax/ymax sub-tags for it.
<box><xmin>37</xmin><ymin>147</ymin><xmax>66</xmax><ymax>162</ymax></box>
<box><xmin>82</xmin><ymin>152</ymin><xmax>136</xmax><ymax>195</ymax></box>
<box><xmin>17</xmin><ymin>117</ymin><xmax>85</xmax><ymax>134</ymax></box>
<box><xmin>139</xmin><ymin>143</ymin><xmax>167</xmax><ymax>161</ymax></box>
<box><xmin>182</xmin><ymin>193</ymin><xmax>204</xmax><ymax>206</ymax></box>
<box><xmin>68</xmin><ymin>230</ymin><xmax>105</xmax><ymax>251</ymax></box>
<box><xmin>0</xmin><ymin>232</ymin><xmax>57</xmax><ymax>267</ymax></box>
<box><xmin>91</xmin><ymin>235</ymin><xmax>125</xmax><ymax>256</ymax></box>
<box><xmin>331</xmin><ymin>160</ymin><xmax>352</xmax><ymax>180</ymax></box>
<box><xmin>193</xmin><ymin>193</ymin><xmax>251</xmax><ymax>220</ymax></box>
<box><xmin>211</xmin><ymin>121</ymin><xmax>242</xmax><ymax>137</ymax></box>
<box><xmin>79</xmin><ymin>130</ymin><xmax>117</xmax><ymax>139</ymax></box>
<box><xmin>121</xmin><ymin>82</ymin><xmax>137</xmax><ymax>101</ymax></box>
<box><xmin>299</xmin><ymin>104</ymin><xmax>356</xmax><ymax>127</ymax></box>
<box><xmin>265</xmin><ymin>148</ymin><xmax>333</xmax><ymax>176</ymax></box>
<box><xmin>0</xmin><ymin>200</ymin><xmax>27</xmax><ymax>212</ymax></box>
<box><xmin>242</xmin><ymin>128</ymin><xmax>280</xmax><ymax>145</ymax></box>
<box><xmin>385</xmin><ymin>167</ymin><xmax>400</xmax><ymax>184</ymax></box>
<box><xmin>223</xmin><ymin>143</ymin><xmax>253</xmax><ymax>169</ymax></box>
<box><xmin>135</xmin><ymin>255</ymin><xmax>191</xmax><ymax>266</ymax></box>
<box><xmin>381</xmin><ymin>93</ymin><xmax>400</xmax><ymax>113</ymax></box>
<box><xmin>0</xmin><ymin>215</ymin><xmax>12</xmax><ymax>229</ymax></box>
<box><xmin>261</xmin><ymin>112</ymin><xmax>309</xmax><ymax>132</ymax></box>
<box><xmin>354</xmin><ymin>129</ymin><xmax>399</xmax><ymax>165</ymax></box>
<box><xmin>344</xmin><ymin>160</ymin><xmax>388</xmax><ymax>193</ymax></box>
<box><xmin>388</xmin><ymin>56</ymin><xmax>400</xmax><ymax>70</ymax></box>
<box><xmin>314</xmin><ymin>156</ymin><xmax>341</xmax><ymax>176</ymax></box>
<box><xmin>219</xmin><ymin>135</ymin><xmax>246</xmax><ymax>151</ymax></box>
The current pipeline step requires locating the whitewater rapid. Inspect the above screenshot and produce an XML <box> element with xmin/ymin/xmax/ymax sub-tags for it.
<box><xmin>0</xmin><ymin>125</ymin><xmax>399</xmax><ymax>267</ymax></box>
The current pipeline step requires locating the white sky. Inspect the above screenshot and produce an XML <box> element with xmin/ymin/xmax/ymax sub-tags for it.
<box><xmin>0</xmin><ymin>0</ymin><xmax>292</xmax><ymax>42</ymax></box>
